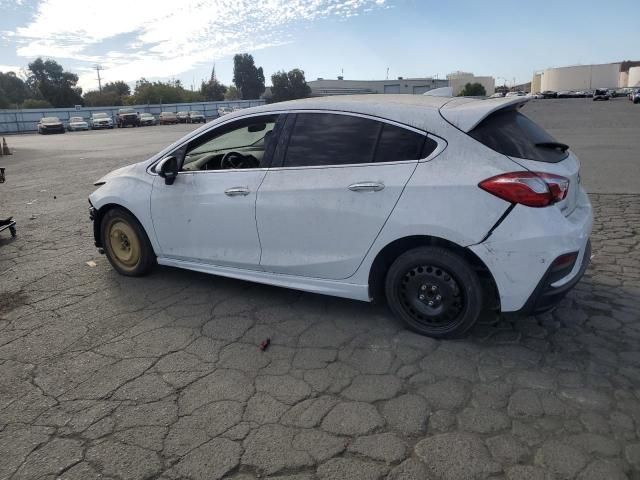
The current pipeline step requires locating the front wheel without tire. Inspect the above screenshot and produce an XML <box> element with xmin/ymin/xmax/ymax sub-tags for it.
<box><xmin>101</xmin><ymin>208</ymin><xmax>155</xmax><ymax>276</ymax></box>
<box><xmin>384</xmin><ymin>246</ymin><xmax>483</xmax><ymax>338</ymax></box>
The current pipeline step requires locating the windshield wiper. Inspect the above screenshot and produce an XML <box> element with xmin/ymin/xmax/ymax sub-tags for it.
<box><xmin>536</xmin><ymin>141</ymin><xmax>569</xmax><ymax>152</ymax></box>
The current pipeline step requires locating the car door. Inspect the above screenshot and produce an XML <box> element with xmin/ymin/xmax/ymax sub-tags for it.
<box><xmin>256</xmin><ymin>112</ymin><xmax>437</xmax><ymax>280</ymax></box>
<box><xmin>150</xmin><ymin>114</ymin><xmax>282</xmax><ymax>269</ymax></box>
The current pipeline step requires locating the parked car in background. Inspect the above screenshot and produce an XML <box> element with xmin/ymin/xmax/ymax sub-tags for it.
<box><xmin>526</xmin><ymin>92</ymin><xmax>543</xmax><ymax>99</ymax></box>
<box><xmin>541</xmin><ymin>91</ymin><xmax>557</xmax><ymax>99</ymax></box>
<box><xmin>67</xmin><ymin>116</ymin><xmax>89</xmax><ymax>131</ymax></box>
<box><xmin>557</xmin><ymin>91</ymin><xmax>577</xmax><ymax>98</ymax></box>
<box><xmin>90</xmin><ymin>113</ymin><xmax>114</xmax><ymax>129</ymax></box>
<box><xmin>217</xmin><ymin>106</ymin><xmax>233</xmax><ymax>116</ymax></box>
<box><xmin>505</xmin><ymin>91</ymin><xmax>526</xmax><ymax>97</ymax></box>
<box><xmin>88</xmin><ymin>95</ymin><xmax>592</xmax><ymax>339</ymax></box>
<box><xmin>593</xmin><ymin>88</ymin><xmax>610</xmax><ymax>101</ymax></box>
<box><xmin>139</xmin><ymin>113</ymin><xmax>156</xmax><ymax>126</ymax></box>
<box><xmin>37</xmin><ymin>117</ymin><xmax>65</xmax><ymax>134</ymax></box>
<box><xmin>188</xmin><ymin>111</ymin><xmax>206</xmax><ymax>123</ymax></box>
<box><xmin>159</xmin><ymin>112</ymin><xmax>178</xmax><ymax>125</ymax></box>
<box><xmin>116</xmin><ymin>108</ymin><xmax>140</xmax><ymax>128</ymax></box>
<box><xmin>488</xmin><ymin>92</ymin><xmax>505</xmax><ymax>99</ymax></box>
<box><xmin>631</xmin><ymin>89</ymin><xmax>640</xmax><ymax>104</ymax></box>
<box><xmin>176</xmin><ymin>111</ymin><xmax>190</xmax><ymax>123</ymax></box>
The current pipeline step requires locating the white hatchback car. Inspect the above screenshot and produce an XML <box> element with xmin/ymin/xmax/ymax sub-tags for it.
<box><xmin>89</xmin><ymin>95</ymin><xmax>592</xmax><ymax>338</ymax></box>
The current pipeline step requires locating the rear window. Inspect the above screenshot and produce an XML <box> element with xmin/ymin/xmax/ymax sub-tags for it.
<box><xmin>469</xmin><ymin>109</ymin><xmax>568</xmax><ymax>163</ymax></box>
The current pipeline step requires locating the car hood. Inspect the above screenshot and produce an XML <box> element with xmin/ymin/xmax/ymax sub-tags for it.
<box><xmin>93</xmin><ymin>163</ymin><xmax>138</xmax><ymax>186</ymax></box>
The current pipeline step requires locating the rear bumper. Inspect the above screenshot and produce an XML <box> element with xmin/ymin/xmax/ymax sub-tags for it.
<box><xmin>470</xmin><ymin>187</ymin><xmax>593</xmax><ymax>313</ymax></box>
<box><xmin>507</xmin><ymin>240</ymin><xmax>590</xmax><ymax>316</ymax></box>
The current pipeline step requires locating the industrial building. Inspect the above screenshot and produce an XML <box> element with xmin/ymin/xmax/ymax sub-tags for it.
<box><xmin>305</xmin><ymin>77</ymin><xmax>448</xmax><ymax>96</ymax></box>
<box><xmin>446</xmin><ymin>72</ymin><xmax>496</xmax><ymax>97</ymax></box>
<box><xmin>532</xmin><ymin>61</ymin><xmax>640</xmax><ymax>92</ymax></box>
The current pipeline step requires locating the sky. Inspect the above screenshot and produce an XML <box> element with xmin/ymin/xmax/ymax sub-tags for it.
<box><xmin>1</xmin><ymin>0</ymin><xmax>638</xmax><ymax>93</ymax></box>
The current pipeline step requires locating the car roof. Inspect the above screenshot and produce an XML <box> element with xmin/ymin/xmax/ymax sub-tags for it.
<box><xmin>220</xmin><ymin>94</ymin><xmax>528</xmax><ymax>133</ymax></box>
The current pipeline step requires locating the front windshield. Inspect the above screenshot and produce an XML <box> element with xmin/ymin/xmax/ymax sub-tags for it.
<box><xmin>93</xmin><ymin>113</ymin><xmax>108</xmax><ymax>118</ymax></box>
<box><xmin>119</xmin><ymin>109</ymin><xmax>135</xmax><ymax>113</ymax></box>
<box><xmin>70</xmin><ymin>117</ymin><xmax>84</xmax><ymax>122</ymax></box>
<box><xmin>189</xmin><ymin>111</ymin><xmax>202</xmax><ymax>115</ymax></box>
<box><xmin>42</xmin><ymin>117</ymin><xmax>60</xmax><ymax>122</ymax></box>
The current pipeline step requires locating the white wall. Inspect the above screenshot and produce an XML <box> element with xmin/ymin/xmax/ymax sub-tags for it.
<box><xmin>540</xmin><ymin>64</ymin><xmax>620</xmax><ymax>91</ymax></box>
<box><xmin>531</xmin><ymin>73</ymin><xmax>542</xmax><ymax>93</ymax></box>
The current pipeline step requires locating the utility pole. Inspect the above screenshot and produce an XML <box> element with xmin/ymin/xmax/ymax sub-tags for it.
<box><xmin>94</xmin><ymin>65</ymin><xmax>103</xmax><ymax>93</ymax></box>
<box><xmin>386</xmin><ymin>67</ymin><xmax>389</xmax><ymax>80</ymax></box>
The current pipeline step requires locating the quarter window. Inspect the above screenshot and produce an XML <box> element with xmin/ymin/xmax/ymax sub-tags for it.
<box><xmin>375</xmin><ymin>123</ymin><xmax>435</xmax><ymax>162</ymax></box>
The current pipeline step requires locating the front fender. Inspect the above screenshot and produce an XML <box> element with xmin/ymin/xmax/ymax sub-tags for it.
<box><xmin>89</xmin><ymin>166</ymin><xmax>158</xmax><ymax>253</ymax></box>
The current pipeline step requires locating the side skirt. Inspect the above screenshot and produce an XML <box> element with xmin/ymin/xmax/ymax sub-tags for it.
<box><xmin>157</xmin><ymin>257</ymin><xmax>371</xmax><ymax>302</ymax></box>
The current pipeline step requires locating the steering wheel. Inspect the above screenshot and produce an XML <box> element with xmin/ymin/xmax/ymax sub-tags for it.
<box><xmin>220</xmin><ymin>151</ymin><xmax>259</xmax><ymax>170</ymax></box>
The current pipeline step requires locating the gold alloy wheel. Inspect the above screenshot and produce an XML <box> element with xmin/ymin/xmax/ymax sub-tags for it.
<box><xmin>107</xmin><ymin>220</ymin><xmax>141</xmax><ymax>271</ymax></box>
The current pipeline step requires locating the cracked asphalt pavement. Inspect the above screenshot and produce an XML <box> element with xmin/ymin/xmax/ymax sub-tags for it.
<box><xmin>1</xmin><ymin>99</ymin><xmax>640</xmax><ymax>479</ymax></box>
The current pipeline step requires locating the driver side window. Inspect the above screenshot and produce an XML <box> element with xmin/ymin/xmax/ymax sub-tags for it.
<box><xmin>181</xmin><ymin>114</ymin><xmax>279</xmax><ymax>172</ymax></box>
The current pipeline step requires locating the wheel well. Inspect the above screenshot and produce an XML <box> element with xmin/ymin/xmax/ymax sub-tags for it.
<box><xmin>93</xmin><ymin>203</ymin><xmax>143</xmax><ymax>249</ymax></box>
<box><xmin>368</xmin><ymin>235</ymin><xmax>500</xmax><ymax>310</ymax></box>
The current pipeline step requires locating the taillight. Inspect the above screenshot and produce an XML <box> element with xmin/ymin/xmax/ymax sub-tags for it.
<box><xmin>479</xmin><ymin>172</ymin><xmax>569</xmax><ymax>207</ymax></box>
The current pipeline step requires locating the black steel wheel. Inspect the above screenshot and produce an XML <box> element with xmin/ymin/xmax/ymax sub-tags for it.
<box><xmin>385</xmin><ymin>246</ymin><xmax>483</xmax><ymax>338</ymax></box>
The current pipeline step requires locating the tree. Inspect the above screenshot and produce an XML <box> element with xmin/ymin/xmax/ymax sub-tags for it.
<box><xmin>232</xmin><ymin>53</ymin><xmax>265</xmax><ymax>99</ymax></box>
<box><xmin>0</xmin><ymin>85</ymin><xmax>8</xmax><ymax>109</ymax></box>
<box><xmin>22</xmin><ymin>99</ymin><xmax>53</xmax><ymax>109</ymax></box>
<box><xmin>270</xmin><ymin>69</ymin><xmax>311</xmax><ymax>103</ymax></box>
<box><xmin>131</xmin><ymin>78</ymin><xmax>202</xmax><ymax>104</ymax></box>
<box><xmin>26</xmin><ymin>58</ymin><xmax>82</xmax><ymax>107</ymax></box>
<box><xmin>224</xmin><ymin>85</ymin><xmax>241</xmax><ymax>100</ymax></box>
<box><xmin>200</xmin><ymin>79</ymin><xmax>227</xmax><ymax>101</ymax></box>
<box><xmin>459</xmin><ymin>82</ymin><xmax>486</xmax><ymax>97</ymax></box>
<box><xmin>0</xmin><ymin>71</ymin><xmax>29</xmax><ymax>107</ymax></box>
<box><xmin>103</xmin><ymin>81</ymin><xmax>131</xmax><ymax>98</ymax></box>
<box><xmin>83</xmin><ymin>90</ymin><xmax>122</xmax><ymax>107</ymax></box>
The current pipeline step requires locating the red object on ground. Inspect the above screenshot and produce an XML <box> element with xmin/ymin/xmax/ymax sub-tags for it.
<box><xmin>259</xmin><ymin>338</ymin><xmax>271</xmax><ymax>351</ymax></box>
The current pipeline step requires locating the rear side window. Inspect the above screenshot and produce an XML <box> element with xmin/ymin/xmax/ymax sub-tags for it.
<box><xmin>283</xmin><ymin>113</ymin><xmax>433</xmax><ymax>167</ymax></box>
<box><xmin>284</xmin><ymin>113</ymin><xmax>379</xmax><ymax>167</ymax></box>
<box><xmin>469</xmin><ymin>110</ymin><xmax>568</xmax><ymax>163</ymax></box>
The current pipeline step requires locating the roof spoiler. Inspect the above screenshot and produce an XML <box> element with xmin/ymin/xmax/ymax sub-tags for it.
<box><xmin>423</xmin><ymin>87</ymin><xmax>453</xmax><ymax>97</ymax></box>
<box><xmin>439</xmin><ymin>96</ymin><xmax>530</xmax><ymax>132</ymax></box>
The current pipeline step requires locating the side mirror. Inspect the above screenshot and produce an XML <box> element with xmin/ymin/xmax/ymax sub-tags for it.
<box><xmin>156</xmin><ymin>156</ymin><xmax>179</xmax><ymax>185</ymax></box>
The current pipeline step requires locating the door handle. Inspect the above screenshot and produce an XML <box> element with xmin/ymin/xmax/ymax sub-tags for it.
<box><xmin>348</xmin><ymin>182</ymin><xmax>385</xmax><ymax>192</ymax></box>
<box><xmin>224</xmin><ymin>187</ymin><xmax>250</xmax><ymax>196</ymax></box>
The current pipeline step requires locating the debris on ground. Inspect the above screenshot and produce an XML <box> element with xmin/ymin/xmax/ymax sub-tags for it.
<box><xmin>86</xmin><ymin>261</ymin><xmax>97</xmax><ymax>267</ymax></box>
<box><xmin>259</xmin><ymin>338</ymin><xmax>271</xmax><ymax>351</ymax></box>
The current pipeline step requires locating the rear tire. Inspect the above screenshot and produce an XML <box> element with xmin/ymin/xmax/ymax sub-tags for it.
<box><xmin>101</xmin><ymin>208</ymin><xmax>155</xmax><ymax>276</ymax></box>
<box><xmin>384</xmin><ymin>246</ymin><xmax>483</xmax><ymax>338</ymax></box>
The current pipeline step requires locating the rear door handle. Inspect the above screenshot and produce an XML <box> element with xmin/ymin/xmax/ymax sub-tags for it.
<box><xmin>348</xmin><ymin>182</ymin><xmax>385</xmax><ymax>192</ymax></box>
<box><xmin>224</xmin><ymin>187</ymin><xmax>250</xmax><ymax>196</ymax></box>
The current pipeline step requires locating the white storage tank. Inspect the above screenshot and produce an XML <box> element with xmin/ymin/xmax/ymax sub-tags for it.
<box><xmin>541</xmin><ymin>63</ymin><xmax>621</xmax><ymax>91</ymax></box>
<box><xmin>628</xmin><ymin>67</ymin><xmax>640</xmax><ymax>87</ymax></box>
